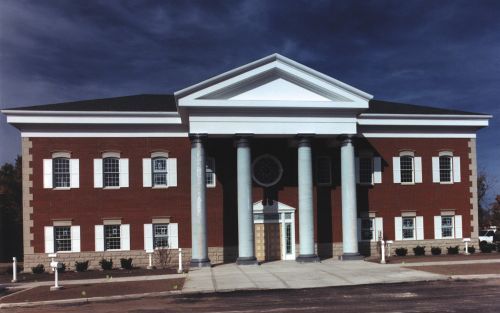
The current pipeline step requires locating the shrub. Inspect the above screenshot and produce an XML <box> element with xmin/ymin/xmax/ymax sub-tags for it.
<box><xmin>120</xmin><ymin>258</ymin><xmax>133</xmax><ymax>270</ymax></box>
<box><xmin>99</xmin><ymin>258</ymin><xmax>113</xmax><ymax>270</ymax></box>
<box><xmin>59</xmin><ymin>263</ymin><xmax>67</xmax><ymax>273</ymax></box>
<box><xmin>413</xmin><ymin>246</ymin><xmax>426</xmax><ymax>256</ymax></box>
<box><xmin>31</xmin><ymin>264</ymin><xmax>45</xmax><ymax>274</ymax></box>
<box><xmin>467</xmin><ymin>246</ymin><xmax>476</xmax><ymax>254</ymax></box>
<box><xmin>75</xmin><ymin>260</ymin><xmax>89</xmax><ymax>272</ymax></box>
<box><xmin>395</xmin><ymin>247</ymin><xmax>408</xmax><ymax>256</ymax></box>
<box><xmin>431</xmin><ymin>247</ymin><xmax>442</xmax><ymax>255</ymax></box>
<box><xmin>479</xmin><ymin>241</ymin><xmax>494</xmax><ymax>253</ymax></box>
<box><xmin>447</xmin><ymin>246</ymin><xmax>459</xmax><ymax>255</ymax></box>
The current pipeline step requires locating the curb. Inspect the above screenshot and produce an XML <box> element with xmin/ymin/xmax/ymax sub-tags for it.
<box><xmin>450</xmin><ymin>274</ymin><xmax>500</xmax><ymax>280</ymax></box>
<box><xmin>0</xmin><ymin>290</ymin><xmax>183</xmax><ymax>309</ymax></box>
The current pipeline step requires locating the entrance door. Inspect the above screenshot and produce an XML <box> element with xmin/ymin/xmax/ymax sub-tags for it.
<box><xmin>254</xmin><ymin>223</ymin><xmax>281</xmax><ymax>262</ymax></box>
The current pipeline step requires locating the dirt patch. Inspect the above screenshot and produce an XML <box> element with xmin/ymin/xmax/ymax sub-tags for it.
<box><xmin>366</xmin><ymin>252</ymin><xmax>500</xmax><ymax>264</ymax></box>
<box><xmin>0</xmin><ymin>268</ymin><xmax>179</xmax><ymax>284</ymax></box>
<box><xmin>0</xmin><ymin>278</ymin><xmax>184</xmax><ymax>303</ymax></box>
<box><xmin>405</xmin><ymin>262</ymin><xmax>500</xmax><ymax>275</ymax></box>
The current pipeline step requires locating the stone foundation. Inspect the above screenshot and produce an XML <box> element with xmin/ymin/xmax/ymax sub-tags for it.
<box><xmin>388</xmin><ymin>239</ymin><xmax>469</xmax><ymax>256</ymax></box>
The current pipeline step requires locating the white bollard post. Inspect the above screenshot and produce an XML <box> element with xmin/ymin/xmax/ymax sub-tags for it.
<box><xmin>12</xmin><ymin>257</ymin><xmax>17</xmax><ymax>283</ymax></box>
<box><xmin>178</xmin><ymin>248</ymin><xmax>183</xmax><ymax>273</ymax></box>
<box><xmin>49</xmin><ymin>253</ymin><xmax>62</xmax><ymax>291</ymax></box>
<box><xmin>146</xmin><ymin>249</ymin><xmax>154</xmax><ymax>270</ymax></box>
<box><xmin>463</xmin><ymin>238</ymin><xmax>471</xmax><ymax>255</ymax></box>
<box><xmin>386</xmin><ymin>240</ymin><xmax>394</xmax><ymax>258</ymax></box>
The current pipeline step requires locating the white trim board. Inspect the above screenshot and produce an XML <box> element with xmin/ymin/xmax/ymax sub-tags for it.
<box><xmin>362</xmin><ymin>132</ymin><xmax>476</xmax><ymax>138</ymax></box>
<box><xmin>21</xmin><ymin>132</ymin><xmax>189</xmax><ymax>138</ymax></box>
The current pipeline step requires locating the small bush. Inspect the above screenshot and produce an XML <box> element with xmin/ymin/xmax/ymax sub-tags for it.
<box><xmin>466</xmin><ymin>246</ymin><xmax>476</xmax><ymax>254</ymax></box>
<box><xmin>75</xmin><ymin>260</ymin><xmax>89</xmax><ymax>272</ymax></box>
<box><xmin>31</xmin><ymin>264</ymin><xmax>45</xmax><ymax>274</ymax></box>
<box><xmin>59</xmin><ymin>263</ymin><xmax>67</xmax><ymax>273</ymax></box>
<box><xmin>447</xmin><ymin>246</ymin><xmax>459</xmax><ymax>255</ymax></box>
<box><xmin>431</xmin><ymin>247</ymin><xmax>442</xmax><ymax>255</ymax></box>
<box><xmin>479</xmin><ymin>241</ymin><xmax>494</xmax><ymax>253</ymax></box>
<box><xmin>413</xmin><ymin>246</ymin><xmax>426</xmax><ymax>256</ymax></box>
<box><xmin>395</xmin><ymin>247</ymin><xmax>408</xmax><ymax>256</ymax></box>
<box><xmin>120</xmin><ymin>258</ymin><xmax>133</xmax><ymax>270</ymax></box>
<box><xmin>99</xmin><ymin>258</ymin><xmax>113</xmax><ymax>270</ymax></box>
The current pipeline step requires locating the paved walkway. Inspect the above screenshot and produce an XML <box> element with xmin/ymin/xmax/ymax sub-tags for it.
<box><xmin>183</xmin><ymin>259</ymin><xmax>446</xmax><ymax>293</ymax></box>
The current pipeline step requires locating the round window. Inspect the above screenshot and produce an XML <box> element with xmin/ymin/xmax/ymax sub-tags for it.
<box><xmin>252</xmin><ymin>154</ymin><xmax>283</xmax><ymax>187</ymax></box>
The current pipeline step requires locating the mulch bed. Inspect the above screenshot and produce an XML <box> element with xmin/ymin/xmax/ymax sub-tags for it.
<box><xmin>366</xmin><ymin>252</ymin><xmax>500</xmax><ymax>264</ymax></box>
<box><xmin>405</xmin><ymin>262</ymin><xmax>500</xmax><ymax>275</ymax></box>
<box><xmin>0</xmin><ymin>267</ymin><xmax>179</xmax><ymax>284</ymax></box>
<box><xmin>0</xmin><ymin>278</ymin><xmax>184</xmax><ymax>303</ymax></box>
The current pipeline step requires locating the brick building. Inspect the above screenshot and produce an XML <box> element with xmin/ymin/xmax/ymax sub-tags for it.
<box><xmin>2</xmin><ymin>54</ymin><xmax>491</xmax><ymax>269</ymax></box>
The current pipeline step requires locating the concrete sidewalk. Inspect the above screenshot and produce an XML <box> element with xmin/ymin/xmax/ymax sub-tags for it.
<box><xmin>183</xmin><ymin>259</ymin><xmax>446</xmax><ymax>293</ymax></box>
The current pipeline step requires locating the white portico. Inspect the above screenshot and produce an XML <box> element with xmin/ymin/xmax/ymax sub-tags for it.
<box><xmin>175</xmin><ymin>54</ymin><xmax>373</xmax><ymax>266</ymax></box>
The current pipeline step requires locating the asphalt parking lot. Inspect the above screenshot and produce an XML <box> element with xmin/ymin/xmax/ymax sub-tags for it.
<box><xmin>5</xmin><ymin>278</ymin><xmax>500</xmax><ymax>313</ymax></box>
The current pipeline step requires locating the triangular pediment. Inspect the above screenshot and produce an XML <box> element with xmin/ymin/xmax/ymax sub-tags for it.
<box><xmin>176</xmin><ymin>54</ymin><xmax>373</xmax><ymax>110</ymax></box>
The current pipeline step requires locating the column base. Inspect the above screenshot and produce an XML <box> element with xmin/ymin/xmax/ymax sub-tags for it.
<box><xmin>296</xmin><ymin>254</ymin><xmax>320</xmax><ymax>263</ymax></box>
<box><xmin>190</xmin><ymin>258</ymin><xmax>211</xmax><ymax>268</ymax></box>
<box><xmin>341</xmin><ymin>253</ymin><xmax>364</xmax><ymax>261</ymax></box>
<box><xmin>236</xmin><ymin>256</ymin><xmax>259</xmax><ymax>265</ymax></box>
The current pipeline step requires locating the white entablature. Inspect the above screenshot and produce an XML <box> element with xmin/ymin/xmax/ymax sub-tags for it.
<box><xmin>175</xmin><ymin>54</ymin><xmax>373</xmax><ymax>135</ymax></box>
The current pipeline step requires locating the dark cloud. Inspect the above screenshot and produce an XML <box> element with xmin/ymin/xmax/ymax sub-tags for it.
<box><xmin>1</xmin><ymin>0</ymin><xmax>499</xmax><ymax>197</ymax></box>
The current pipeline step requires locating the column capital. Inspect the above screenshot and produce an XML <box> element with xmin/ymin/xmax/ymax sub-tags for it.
<box><xmin>296</xmin><ymin>134</ymin><xmax>315</xmax><ymax>147</ymax></box>
<box><xmin>189</xmin><ymin>133</ymin><xmax>208</xmax><ymax>144</ymax></box>
<box><xmin>235</xmin><ymin>134</ymin><xmax>253</xmax><ymax>147</ymax></box>
<box><xmin>339</xmin><ymin>134</ymin><xmax>356</xmax><ymax>146</ymax></box>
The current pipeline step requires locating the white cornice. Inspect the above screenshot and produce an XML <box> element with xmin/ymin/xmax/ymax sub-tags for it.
<box><xmin>359</xmin><ymin>113</ymin><xmax>492</xmax><ymax>119</ymax></box>
<box><xmin>1</xmin><ymin>109</ymin><xmax>179</xmax><ymax>116</ymax></box>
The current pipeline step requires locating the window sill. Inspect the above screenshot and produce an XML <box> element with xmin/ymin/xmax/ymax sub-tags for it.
<box><xmin>439</xmin><ymin>182</ymin><xmax>454</xmax><ymax>185</ymax></box>
<box><xmin>55</xmin><ymin>250</ymin><xmax>75</xmax><ymax>254</ymax></box>
<box><xmin>103</xmin><ymin>249</ymin><xmax>128</xmax><ymax>252</ymax></box>
<box><xmin>358</xmin><ymin>182</ymin><xmax>374</xmax><ymax>186</ymax></box>
<box><xmin>152</xmin><ymin>186</ymin><xmax>169</xmax><ymax>189</ymax></box>
<box><xmin>206</xmin><ymin>184</ymin><xmax>216</xmax><ymax>188</ymax></box>
<box><xmin>53</xmin><ymin>187</ymin><xmax>71</xmax><ymax>191</ymax></box>
<box><xmin>400</xmin><ymin>182</ymin><xmax>415</xmax><ymax>186</ymax></box>
<box><xmin>103</xmin><ymin>187</ymin><xmax>121</xmax><ymax>190</ymax></box>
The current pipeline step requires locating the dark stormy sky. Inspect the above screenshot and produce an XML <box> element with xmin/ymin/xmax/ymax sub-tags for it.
<box><xmin>0</xmin><ymin>0</ymin><xmax>499</xmax><ymax>200</ymax></box>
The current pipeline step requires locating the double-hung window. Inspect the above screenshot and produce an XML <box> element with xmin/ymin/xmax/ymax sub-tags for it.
<box><xmin>434</xmin><ymin>214</ymin><xmax>462</xmax><ymax>239</ymax></box>
<box><xmin>44</xmin><ymin>224</ymin><xmax>80</xmax><ymax>253</ymax></box>
<box><xmin>432</xmin><ymin>152</ymin><xmax>461</xmax><ymax>184</ymax></box>
<box><xmin>393</xmin><ymin>152</ymin><xmax>422</xmax><ymax>184</ymax></box>
<box><xmin>104</xmin><ymin>225</ymin><xmax>121</xmax><ymax>250</ymax></box>
<box><xmin>361</xmin><ymin>218</ymin><xmax>374</xmax><ymax>241</ymax></box>
<box><xmin>206</xmin><ymin>157</ymin><xmax>216</xmax><ymax>187</ymax></box>
<box><xmin>103</xmin><ymin>157</ymin><xmax>120</xmax><ymax>187</ymax></box>
<box><xmin>53</xmin><ymin>158</ymin><xmax>70</xmax><ymax>188</ymax></box>
<box><xmin>54</xmin><ymin>226</ymin><xmax>72</xmax><ymax>252</ymax></box>
<box><xmin>359</xmin><ymin>158</ymin><xmax>373</xmax><ymax>184</ymax></box>
<box><xmin>94</xmin><ymin>152</ymin><xmax>129</xmax><ymax>188</ymax></box>
<box><xmin>142</xmin><ymin>152</ymin><xmax>177</xmax><ymax>188</ymax></box>
<box><xmin>153</xmin><ymin>224</ymin><xmax>169</xmax><ymax>248</ymax></box>
<box><xmin>152</xmin><ymin>157</ymin><xmax>168</xmax><ymax>187</ymax></box>
<box><xmin>358</xmin><ymin>217</ymin><xmax>384</xmax><ymax>242</ymax></box>
<box><xmin>402</xmin><ymin>217</ymin><xmax>415</xmax><ymax>239</ymax></box>
<box><xmin>43</xmin><ymin>152</ymin><xmax>79</xmax><ymax>189</ymax></box>
<box><xmin>356</xmin><ymin>154</ymin><xmax>382</xmax><ymax>185</ymax></box>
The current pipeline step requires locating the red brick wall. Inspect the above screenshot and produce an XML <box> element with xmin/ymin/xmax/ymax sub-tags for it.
<box><xmin>30</xmin><ymin>137</ymin><xmax>473</xmax><ymax>253</ymax></box>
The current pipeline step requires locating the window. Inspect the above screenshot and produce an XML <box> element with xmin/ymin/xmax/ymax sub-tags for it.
<box><xmin>44</xmin><ymin>154</ymin><xmax>79</xmax><ymax>189</ymax></box>
<box><xmin>433</xmin><ymin>153</ymin><xmax>460</xmax><ymax>184</ymax></box>
<box><xmin>44</xmin><ymin>225</ymin><xmax>80</xmax><ymax>253</ymax></box>
<box><xmin>104</xmin><ymin>225</ymin><xmax>121</xmax><ymax>250</ymax></box>
<box><xmin>103</xmin><ymin>157</ymin><xmax>120</xmax><ymax>187</ymax></box>
<box><xmin>439</xmin><ymin>156</ymin><xmax>452</xmax><ymax>183</ymax></box>
<box><xmin>54</xmin><ymin>226</ymin><xmax>71</xmax><ymax>252</ymax></box>
<box><xmin>400</xmin><ymin>156</ymin><xmax>414</xmax><ymax>183</ymax></box>
<box><xmin>206</xmin><ymin>157</ymin><xmax>216</xmax><ymax>187</ymax></box>
<box><xmin>441</xmin><ymin>216</ymin><xmax>453</xmax><ymax>238</ymax></box>
<box><xmin>316</xmin><ymin>157</ymin><xmax>332</xmax><ymax>185</ymax></box>
<box><xmin>153</xmin><ymin>224</ymin><xmax>169</xmax><ymax>248</ymax></box>
<box><xmin>285</xmin><ymin>223</ymin><xmax>292</xmax><ymax>254</ymax></box>
<box><xmin>434</xmin><ymin>215</ymin><xmax>462</xmax><ymax>239</ymax></box>
<box><xmin>402</xmin><ymin>217</ymin><xmax>415</xmax><ymax>239</ymax></box>
<box><xmin>360</xmin><ymin>218</ymin><xmax>374</xmax><ymax>241</ymax></box>
<box><xmin>152</xmin><ymin>157</ymin><xmax>168</xmax><ymax>186</ymax></box>
<box><xmin>359</xmin><ymin>158</ymin><xmax>373</xmax><ymax>184</ymax></box>
<box><xmin>53</xmin><ymin>158</ymin><xmax>70</xmax><ymax>188</ymax></box>
<box><xmin>252</xmin><ymin>154</ymin><xmax>283</xmax><ymax>187</ymax></box>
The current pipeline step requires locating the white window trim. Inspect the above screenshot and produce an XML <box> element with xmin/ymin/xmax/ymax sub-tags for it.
<box><xmin>206</xmin><ymin>157</ymin><xmax>216</xmax><ymax>188</ymax></box>
<box><xmin>433</xmin><ymin>152</ymin><xmax>461</xmax><ymax>184</ymax></box>
<box><xmin>45</xmin><ymin>225</ymin><xmax>80</xmax><ymax>253</ymax></box>
<box><xmin>434</xmin><ymin>214</ymin><xmax>462</xmax><ymax>239</ymax></box>
<box><xmin>44</xmin><ymin>156</ymin><xmax>79</xmax><ymax>190</ymax></box>
<box><xmin>401</xmin><ymin>216</ymin><xmax>416</xmax><ymax>240</ymax></box>
<box><xmin>95</xmin><ymin>223</ymin><xmax>130</xmax><ymax>251</ymax></box>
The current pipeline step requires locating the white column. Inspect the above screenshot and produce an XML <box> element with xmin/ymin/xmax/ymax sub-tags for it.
<box><xmin>341</xmin><ymin>135</ymin><xmax>361</xmax><ymax>260</ymax></box>
<box><xmin>236</xmin><ymin>136</ymin><xmax>258</xmax><ymax>265</ymax></box>
<box><xmin>190</xmin><ymin>134</ymin><xmax>211</xmax><ymax>267</ymax></box>
<box><xmin>296</xmin><ymin>135</ymin><xmax>319</xmax><ymax>263</ymax></box>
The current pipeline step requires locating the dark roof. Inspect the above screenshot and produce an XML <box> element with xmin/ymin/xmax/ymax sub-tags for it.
<box><xmin>4</xmin><ymin>94</ymin><xmax>488</xmax><ymax>116</ymax></box>
<box><xmin>367</xmin><ymin>99</ymin><xmax>488</xmax><ymax>116</ymax></box>
<box><xmin>4</xmin><ymin>94</ymin><xmax>177</xmax><ymax>112</ymax></box>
